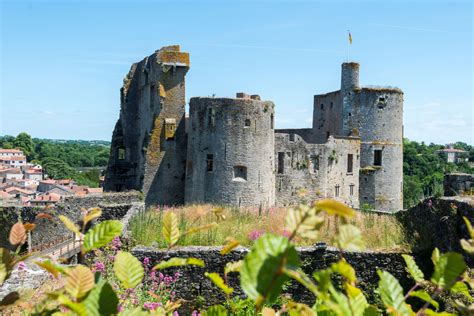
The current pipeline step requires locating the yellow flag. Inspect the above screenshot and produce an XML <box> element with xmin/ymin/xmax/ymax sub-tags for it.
<box><xmin>348</xmin><ymin>31</ymin><xmax>352</xmax><ymax>44</ymax></box>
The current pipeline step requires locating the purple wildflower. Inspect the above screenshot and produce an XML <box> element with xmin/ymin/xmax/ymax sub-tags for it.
<box><xmin>427</xmin><ymin>199</ymin><xmax>433</xmax><ymax>208</ymax></box>
<box><xmin>94</xmin><ymin>261</ymin><xmax>105</xmax><ymax>272</ymax></box>
<box><xmin>173</xmin><ymin>311</ymin><xmax>179</xmax><ymax>316</ymax></box>
<box><xmin>248</xmin><ymin>230</ymin><xmax>264</xmax><ymax>241</ymax></box>
<box><xmin>143</xmin><ymin>257</ymin><xmax>150</xmax><ymax>266</ymax></box>
<box><xmin>192</xmin><ymin>311</ymin><xmax>201</xmax><ymax>316</ymax></box>
<box><xmin>281</xmin><ymin>230</ymin><xmax>291</xmax><ymax>238</ymax></box>
<box><xmin>112</xmin><ymin>237</ymin><xmax>122</xmax><ymax>249</ymax></box>
<box><xmin>17</xmin><ymin>261</ymin><xmax>26</xmax><ymax>271</ymax></box>
<box><xmin>144</xmin><ymin>302</ymin><xmax>161</xmax><ymax>311</ymax></box>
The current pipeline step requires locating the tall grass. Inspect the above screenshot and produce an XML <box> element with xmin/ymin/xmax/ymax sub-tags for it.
<box><xmin>129</xmin><ymin>204</ymin><xmax>410</xmax><ymax>251</ymax></box>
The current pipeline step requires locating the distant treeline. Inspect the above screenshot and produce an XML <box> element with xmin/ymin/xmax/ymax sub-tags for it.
<box><xmin>1</xmin><ymin>133</ymin><xmax>472</xmax><ymax>206</ymax></box>
<box><xmin>403</xmin><ymin>139</ymin><xmax>473</xmax><ymax>208</ymax></box>
<box><xmin>0</xmin><ymin>133</ymin><xmax>110</xmax><ymax>187</ymax></box>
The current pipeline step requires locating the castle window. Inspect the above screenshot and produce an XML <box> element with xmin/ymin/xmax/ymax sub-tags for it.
<box><xmin>350</xmin><ymin>184</ymin><xmax>355</xmax><ymax>196</ymax></box>
<box><xmin>374</xmin><ymin>149</ymin><xmax>382</xmax><ymax>166</ymax></box>
<box><xmin>270</xmin><ymin>114</ymin><xmax>274</xmax><ymax>129</ymax></box>
<box><xmin>207</xmin><ymin>154</ymin><xmax>214</xmax><ymax>172</ymax></box>
<box><xmin>277</xmin><ymin>152</ymin><xmax>285</xmax><ymax>174</ymax></box>
<box><xmin>289</xmin><ymin>134</ymin><xmax>295</xmax><ymax>142</ymax></box>
<box><xmin>310</xmin><ymin>155</ymin><xmax>319</xmax><ymax>172</ymax></box>
<box><xmin>326</xmin><ymin>131</ymin><xmax>330</xmax><ymax>140</ymax></box>
<box><xmin>330</xmin><ymin>102</ymin><xmax>333</xmax><ymax>109</ymax></box>
<box><xmin>208</xmin><ymin>108</ymin><xmax>215</xmax><ymax>127</ymax></box>
<box><xmin>164</xmin><ymin>118</ymin><xmax>176</xmax><ymax>140</ymax></box>
<box><xmin>321</xmin><ymin>104</ymin><xmax>324</xmax><ymax>110</ymax></box>
<box><xmin>244</xmin><ymin>119</ymin><xmax>251</xmax><ymax>128</ymax></box>
<box><xmin>335</xmin><ymin>185</ymin><xmax>340</xmax><ymax>197</ymax></box>
<box><xmin>118</xmin><ymin>148</ymin><xmax>126</xmax><ymax>160</ymax></box>
<box><xmin>347</xmin><ymin>154</ymin><xmax>353</xmax><ymax>173</ymax></box>
<box><xmin>233</xmin><ymin>166</ymin><xmax>247</xmax><ymax>181</ymax></box>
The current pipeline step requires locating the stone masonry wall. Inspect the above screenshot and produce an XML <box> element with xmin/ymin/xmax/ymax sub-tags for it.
<box><xmin>132</xmin><ymin>245</ymin><xmax>430</xmax><ymax>313</ymax></box>
<box><xmin>274</xmin><ymin>134</ymin><xmax>360</xmax><ymax>208</ymax></box>
<box><xmin>185</xmin><ymin>97</ymin><xmax>275</xmax><ymax>207</ymax></box>
<box><xmin>0</xmin><ymin>192</ymin><xmax>142</xmax><ymax>250</ymax></box>
<box><xmin>444</xmin><ymin>173</ymin><xmax>473</xmax><ymax>196</ymax></box>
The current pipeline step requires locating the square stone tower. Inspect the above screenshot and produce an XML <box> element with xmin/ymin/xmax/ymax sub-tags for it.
<box><xmin>104</xmin><ymin>46</ymin><xmax>190</xmax><ymax>206</ymax></box>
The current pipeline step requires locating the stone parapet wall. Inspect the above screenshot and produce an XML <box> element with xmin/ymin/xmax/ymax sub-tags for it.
<box><xmin>132</xmin><ymin>245</ymin><xmax>429</xmax><ymax>312</ymax></box>
<box><xmin>0</xmin><ymin>192</ymin><xmax>142</xmax><ymax>250</ymax></box>
<box><xmin>444</xmin><ymin>173</ymin><xmax>473</xmax><ymax>196</ymax></box>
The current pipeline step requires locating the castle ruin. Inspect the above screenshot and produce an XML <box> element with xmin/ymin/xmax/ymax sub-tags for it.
<box><xmin>105</xmin><ymin>46</ymin><xmax>403</xmax><ymax>212</ymax></box>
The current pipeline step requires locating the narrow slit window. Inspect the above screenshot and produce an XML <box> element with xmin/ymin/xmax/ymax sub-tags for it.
<box><xmin>277</xmin><ymin>152</ymin><xmax>285</xmax><ymax>174</ymax></box>
<box><xmin>374</xmin><ymin>149</ymin><xmax>382</xmax><ymax>166</ymax></box>
<box><xmin>310</xmin><ymin>155</ymin><xmax>319</xmax><ymax>172</ymax></box>
<box><xmin>207</xmin><ymin>154</ymin><xmax>214</xmax><ymax>172</ymax></box>
<box><xmin>244</xmin><ymin>119</ymin><xmax>251</xmax><ymax>128</ymax></box>
<box><xmin>335</xmin><ymin>185</ymin><xmax>340</xmax><ymax>197</ymax></box>
<box><xmin>350</xmin><ymin>184</ymin><xmax>354</xmax><ymax>196</ymax></box>
<box><xmin>347</xmin><ymin>154</ymin><xmax>353</xmax><ymax>173</ymax></box>
<box><xmin>270</xmin><ymin>114</ymin><xmax>274</xmax><ymax>129</ymax></box>
<box><xmin>118</xmin><ymin>148</ymin><xmax>126</xmax><ymax>160</ymax></box>
<box><xmin>208</xmin><ymin>108</ymin><xmax>215</xmax><ymax>127</ymax></box>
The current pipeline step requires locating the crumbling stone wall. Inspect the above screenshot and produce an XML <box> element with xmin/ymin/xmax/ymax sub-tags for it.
<box><xmin>185</xmin><ymin>95</ymin><xmax>275</xmax><ymax>207</ymax></box>
<box><xmin>444</xmin><ymin>173</ymin><xmax>473</xmax><ymax>196</ymax></box>
<box><xmin>398</xmin><ymin>197</ymin><xmax>474</xmax><ymax>264</ymax></box>
<box><xmin>0</xmin><ymin>192</ymin><xmax>142</xmax><ymax>250</ymax></box>
<box><xmin>274</xmin><ymin>133</ymin><xmax>360</xmax><ymax>208</ymax></box>
<box><xmin>132</xmin><ymin>245</ymin><xmax>430</xmax><ymax>312</ymax></box>
<box><xmin>104</xmin><ymin>46</ymin><xmax>190</xmax><ymax>206</ymax></box>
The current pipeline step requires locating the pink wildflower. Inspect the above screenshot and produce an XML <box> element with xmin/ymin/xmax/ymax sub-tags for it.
<box><xmin>144</xmin><ymin>302</ymin><xmax>162</xmax><ymax>311</ymax></box>
<box><xmin>427</xmin><ymin>199</ymin><xmax>433</xmax><ymax>208</ymax></box>
<box><xmin>248</xmin><ymin>230</ymin><xmax>264</xmax><ymax>241</ymax></box>
<box><xmin>143</xmin><ymin>257</ymin><xmax>150</xmax><ymax>266</ymax></box>
<box><xmin>17</xmin><ymin>261</ymin><xmax>26</xmax><ymax>271</ymax></box>
<box><xmin>192</xmin><ymin>311</ymin><xmax>201</xmax><ymax>316</ymax></box>
<box><xmin>94</xmin><ymin>261</ymin><xmax>105</xmax><ymax>272</ymax></box>
<box><xmin>281</xmin><ymin>230</ymin><xmax>291</xmax><ymax>238</ymax></box>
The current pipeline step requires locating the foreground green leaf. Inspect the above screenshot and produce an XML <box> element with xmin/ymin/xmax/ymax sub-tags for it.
<box><xmin>409</xmin><ymin>290</ymin><xmax>439</xmax><ymax>310</ymax></box>
<box><xmin>377</xmin><ymin>270</ymin><xmax>412</xmax><ymax>315</ymax></box>
<box><xmin>114</xmin><ymin>251</ymin><xmax>144</xmax><ymax>289</ymax></box>
<box><xmin>240</xmin><ymin>233</ymin><xmax>300</xmax><ymax>307</ymax></box>
<box><xmin>82</xmin><ymin>220</ymin><xmax>123</xmax><ymax>252</ymax></box>
<box><xmin>153</xmin><ymin>257</ymin><xmax>205</xmax><ymax>270</ymax></box>
<box><xmin>431</xmin><ymin>252</ymin><xmax>466</xmax><ymax>290</ymax></box>
<box><xmin>205</xmin><ymin>272</ymin><xmax>233</xmax><ymax>295</ymax></box>
<box><xmin>337</xmin><ymin>224</ymin><xmax>364</xmax><ymax>250</ymax></box>
<box><xmin>162</xmin><ymin>212</ymin><xmax>180</xmax><ymax>247</ymax></box>
<box><xmin>402</xmin><ymin>254</ymin><xmax>425</xmax><ymax>283</ymax></box>
<box><xmin>0</xmin><ymin>248</ymin><xmax>12</xmax><ymax>286</ymax></box>
<box><xmin>82</xmin><ymin>280</ymin><xmax>118</xmax><ymax>316</ymax></box>
<box><xmin>64</xmin><ymin>265</ymin><xmax>94</xmax><ymax>299</ymax></box>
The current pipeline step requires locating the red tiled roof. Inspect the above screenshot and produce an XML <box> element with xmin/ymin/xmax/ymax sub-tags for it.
<box><xmin>86</xmin><ymin>188</ymin><xmax>103</xmax><ymax>194</ymax></box>
<box><xmin>0</xmin><ymin>191</ymin><xmax>13</xmax><ymax>199</ymax></box>
<box><xmin>0</xmin><ymin>168</ymin><xmax>22</xmax><ymax>174</ymax></box>
<box><xmin>0</xmin><ymin>156</ymin><xmax>26</xmax><ymax>161</ymax></box>
<box><xmin>0</xmin><ymin>149</ymin><xmax>23</xmax><ymax>153</ymax></box>
<box><xmin>40</xmin><ymin>179</ymin><xmax>56</xmax><ymax>184</ymax></box>
<box><xmin>31</xmin><ymin>193</ymin><xmax>61</xmax><ymax>203</ymax></box>
<box><xmin>4</xmin><ymin>186</ymin><xmax>35</xmax><ymax>195</ymax></box>
<box><xmin>438</xmin><ymin>148</ymin><xmax>467</xmax><ymax>153</ymax></box>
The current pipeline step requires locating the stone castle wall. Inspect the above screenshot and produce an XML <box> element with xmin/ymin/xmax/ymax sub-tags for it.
<box><xmin>132</xmin><ymin>245</ymin><xmax>430</xmax><ymax>312</ymax></box>
<box><xmin>275</xmin><ymin>133</ymin><xmax>360</xmax><ymax>207</ymax></box>
<box><xmin>185</xmin><ymin>96</ymin><xmax>275</xmax><ymax>207</ymax></box>
<box><xmin>104</xmin><ymin>46</ymin><xmax>189</xmax><ymax>206</ymax></box>
<box><xmin>444</xmin><ymin>173</ymin><xmax>473</xmax><ymax>196</ymax></box>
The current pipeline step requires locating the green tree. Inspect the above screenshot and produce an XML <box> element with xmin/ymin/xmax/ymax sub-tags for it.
<box><xmin>13</xmin><ymin>132</ymin><xmax>35</xmax><ymax>159</ymax></box>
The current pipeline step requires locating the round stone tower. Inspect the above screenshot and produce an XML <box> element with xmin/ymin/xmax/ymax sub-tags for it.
<box><xmin>358</xmin><ymin>87</ymin><xmax>404</xmax><ymax>212</ymax></box>
<box><xmin>341</xmin><ymin>62</ymin><xmax>360</xmax><ymax>91</ymax></box>
<box><xmin>185</xmin><ymin>94</ymin><xmax>275</xmax><ymax>207</ymax></box>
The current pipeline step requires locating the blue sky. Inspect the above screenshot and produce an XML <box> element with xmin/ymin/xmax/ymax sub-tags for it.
<box><xmin>1</xmin><ymin>0</ymin><xmax>472</xmax><ymax>144</ymax></box>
